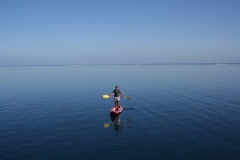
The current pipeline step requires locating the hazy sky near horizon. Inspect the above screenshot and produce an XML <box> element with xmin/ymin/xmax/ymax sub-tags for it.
<box><xmin>1</xmin><ymin>0</ymin><xmax>240</xmax><ymax>65</ymax></box>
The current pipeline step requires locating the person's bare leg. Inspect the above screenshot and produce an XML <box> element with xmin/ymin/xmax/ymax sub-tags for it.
<box><xmin>117</xmin><ymin>100</ymin><xmax>120</xmax><ymax>107</ymax></box>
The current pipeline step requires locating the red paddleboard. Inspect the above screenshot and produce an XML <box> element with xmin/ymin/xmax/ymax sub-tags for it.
<box><xmin>110</xmin><ymin>106</ymin><xmax>123</xmax><ymax>114</ymax></box>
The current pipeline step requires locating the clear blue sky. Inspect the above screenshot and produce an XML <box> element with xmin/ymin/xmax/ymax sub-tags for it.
<box><xmin>1</xmin><ymin>0</ymin><xmax>240</xmax><ymax>65</ymax></box>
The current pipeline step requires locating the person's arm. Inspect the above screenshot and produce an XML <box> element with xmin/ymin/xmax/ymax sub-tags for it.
<box><xmin>109</xmin><ymin>92</ymin><xmax>113</xmax><ymax>97</ymax></box>
<box><xmin>120</xmin><ymin>91</ymin><xmax>124</xmax><ymax>98</ymax></box>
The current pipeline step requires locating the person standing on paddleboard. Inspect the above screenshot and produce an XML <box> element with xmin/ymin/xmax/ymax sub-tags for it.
<box><xmin>110</xmin><ymin>86</ymin><xmax>124</xmax><ymax>107</ymax></box>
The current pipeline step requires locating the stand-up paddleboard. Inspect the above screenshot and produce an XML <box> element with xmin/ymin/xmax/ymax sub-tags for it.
<box><xmin>110</xmin><ymin>106</ymin><xmax>123</xmax><ymax>122</ymax></box>
<box><xmin>110</xmin><ymin>106</ymin><xmax>123</xmax><ymax>114</ymax></box>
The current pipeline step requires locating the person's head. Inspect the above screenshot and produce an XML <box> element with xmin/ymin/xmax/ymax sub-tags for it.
<box><xmin>115</xmin><ymin>85</ymin><xmax>118</xmax><ymax>89</ymax></box>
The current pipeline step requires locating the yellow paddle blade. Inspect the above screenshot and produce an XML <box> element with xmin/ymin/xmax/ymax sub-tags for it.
<box><xmin>103</xmin><ymin>95</ymin><xmax>110</xmax><ymax>98</ymax></box>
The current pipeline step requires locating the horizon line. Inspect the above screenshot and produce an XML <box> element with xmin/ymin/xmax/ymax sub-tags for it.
<box><xmin>1</xmin><ymin>62</ymin><xmax>240</xmax><ymax>67</ymax></box>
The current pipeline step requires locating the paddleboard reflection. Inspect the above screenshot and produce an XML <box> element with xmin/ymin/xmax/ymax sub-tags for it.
<box><xmin>110</xmin><ymin>112</ymin><xmax>121</xmax><ymax>127</ymax></box>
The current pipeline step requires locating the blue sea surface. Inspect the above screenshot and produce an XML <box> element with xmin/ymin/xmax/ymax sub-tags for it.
<box><xmin>0</xmin><ymin>65</ymin><xmax>240</xmax><ymax>160</ymax></box>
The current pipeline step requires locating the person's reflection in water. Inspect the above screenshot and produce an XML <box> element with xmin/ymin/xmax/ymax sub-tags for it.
<box><xmin>110</xmin><ymin>112</ymin><xmax>121</xmax><ymax>137</ymax></box>
<box><xmin>114</xmin><ymin>115</ymin><xmax>121</xmax><ymax>128</ymax></box>
<box><xmin>114</xmin><ymin>115</ymin><xmax>121</xmax><ymax>138</ymax></box>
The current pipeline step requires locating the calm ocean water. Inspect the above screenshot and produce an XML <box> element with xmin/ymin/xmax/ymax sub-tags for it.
<box><xmin>0</xmin><ymin>65</ymin><xmax>240</xmax><ymax>160</ymax></box>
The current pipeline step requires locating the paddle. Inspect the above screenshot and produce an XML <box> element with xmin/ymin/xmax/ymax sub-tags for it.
<box><xmin>103</xmin><ymin>94</ymin><xmax>131</xmax><ymax>99</ymax></box>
